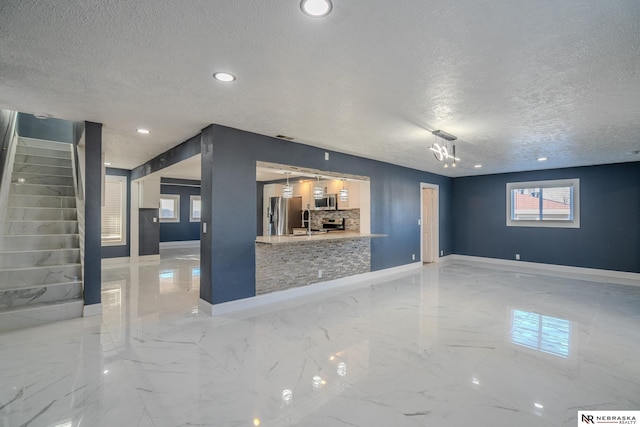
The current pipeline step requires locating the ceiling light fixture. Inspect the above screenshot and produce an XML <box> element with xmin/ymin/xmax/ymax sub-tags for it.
<box><xmin>137</xmin><ymin>128</ymin><xmax>150</xmax><ymax>134</ymax></box>
<box><xmin>339</xmin><ymin>179</ymin><xmax>348</xmax><ymax>202</ymax></box>
<box><xmin>474</xmin><ymin>164</ymin><xmax>482</xmax><ymax>168</ymax></box>
<box><xmin>537</xmin><ymin>157</ymin><xmax>547</xmax><ymax>162</ymax></box>
<box><xmin>213</xmin><ymin>72</ymin><xmax>236</xmax><ymax>82</ymax></box>
<box><xmin>33</xmin><ymin>113</ymin><xmax>52</xmax><ymax>120</ymax></box>
<box><xmin>430</xmin><ymin>130</ymin><xmax>460</xmax><ymax>168</ymax></box>
<box><xmin>104</xmin><ymin>162</ymin><xmax>112</xmax><ymax>166</ymax></box>
<box><xmin>282</xmin><ymin>172</ymin><xmax>293</xmax><ymax>199</ymax></box>
<box><xmin>313</xmin><ymin>176</ymin><xmax>324</xmax><ymax>200</ymax></box>
<box><xmin>300</xmin><ymin>0</ymin><xmax>333</xmax><ymax>17</ymax></box>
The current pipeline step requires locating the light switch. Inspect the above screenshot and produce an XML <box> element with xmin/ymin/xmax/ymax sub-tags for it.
<box><xmin>203</xmin><ymin>222</ymin><xmax>207</xmax><ymax>233</ymax></box>
<box><xmin>153</xmin><ymin>217</ymin><xmax>157</xmax><ymax>223</ymax></box>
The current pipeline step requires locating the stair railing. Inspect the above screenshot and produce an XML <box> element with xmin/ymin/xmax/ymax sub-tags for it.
<box><xmin>0</xmin><ymin>110</ymin><xmax>19</xmax><ymax>250</ymax></box>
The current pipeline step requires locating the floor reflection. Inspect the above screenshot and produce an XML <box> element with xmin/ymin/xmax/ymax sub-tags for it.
<box><xmin>511</xmin><ymin>309</ymin><xmax>571</xmax><ymax>358</ymax></box>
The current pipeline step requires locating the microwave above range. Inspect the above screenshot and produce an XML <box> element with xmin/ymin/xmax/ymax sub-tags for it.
<box><xmin>314</xmin><ymin>194</ymin><xmax>337</xmax><ymax>210</ymax></box>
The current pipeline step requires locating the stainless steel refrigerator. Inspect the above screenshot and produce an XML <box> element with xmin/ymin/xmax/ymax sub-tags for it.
<box><xmin>268</xmin><ymin>196</ymin><xmax>302</xmax><ymax>235</ymax></box>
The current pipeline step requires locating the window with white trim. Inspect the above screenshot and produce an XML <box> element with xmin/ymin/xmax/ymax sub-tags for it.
<box><xmin>506</xmin><ymin>178</ymin><xmax>580</xmax><ymax>228</ymax></box>
<box><xmin>160</xmin><ymin>194</ymin><xmax>180</xmax><ymax>222</ymax></box>
<box><xmin>190</xmin><ymin>195</ymin><xmax>201</xmax><ymax>222</ymax></box>
<box><xmin>102</xmin><ymin>175</ymin><xmax>127</xmax><ymax>245</ymax></box>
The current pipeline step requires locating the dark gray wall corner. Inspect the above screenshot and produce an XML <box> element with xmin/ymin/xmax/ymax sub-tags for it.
<box><xmin>452</xmin><ymin>162</ymin><xmax>640</xmax><ymax>273</ymax></box>
<box><xmin>83</xmin><ymin>122</ymin><xmax>102</xmax><ymax>305</ymax></box>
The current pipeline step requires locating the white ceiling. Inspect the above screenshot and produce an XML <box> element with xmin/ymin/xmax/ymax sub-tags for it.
<box><xmin>1</xmin><ymin>1</ymin><xmax>639</xmax><ymax>178</ymax></box>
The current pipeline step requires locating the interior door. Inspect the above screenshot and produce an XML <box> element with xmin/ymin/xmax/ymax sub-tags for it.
<box><xmin>422</xmin><ymin>188</ymin><xmax>433</xmax><ymax>263</ymax></box>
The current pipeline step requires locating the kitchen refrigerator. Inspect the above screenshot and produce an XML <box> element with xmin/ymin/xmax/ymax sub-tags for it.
<box><xmin>268</xmin><ymin>196</ymin><xmax>302</xmax><ymax>235</ymax></box>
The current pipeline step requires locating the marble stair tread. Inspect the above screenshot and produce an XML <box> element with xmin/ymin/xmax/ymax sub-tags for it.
<box><xmin>0</xmin><ymin>281</ymin><xmax>82</xmax><ymax>309</ymax></box>
<box><xmin>0</xmin><ymin>248</ymin><xmax>80</xmax><ymax>269</ymax></box>
<box><xmin>6</xmin><ymin>207</ymin><xmax>77</xmax><ymax>221</ymax></box>
<box><xmin>0</xmin><ymin>298</ymin><xmax>84</xmax><ymax>333</ymax></box>
<box><xmin>12</xmin><ymin>163</ymin><xmax>73</xmax><ymax>176</ymax></box>
<box><xmin>9</xmin><ymin>194</ymin><xmax>76</xmax><ymax>208</ymax></box>
<box><xmin>4</xmin><ymin>220</ymin><xmax>79</xmax><ymax>235</ymax></box>
<box><xmin>0</xmin><ymin>264</ymin><xmax>82</xmax><ymax>288</ymax></box>
<box><xmin>13</xmin><ymin>154</ymin><xmax>73</xmax><ymax>167</ymax></box>
<box><xmin>0</xmin><ymin>234</ymin><xmax>79</xmax><ymax>250</ymax></box>
<box><xmin>15</xmin><ymin>146</ymin><xmax>72</xmax><ymax>159</ymax></box>
<box><xmin>10</xmin><ymin>183</ymin><xmax>75</xmax><ymax>196</ymax></box>
<box><xmin>17</xmin><ymin>138</ymin><xmax>72</xmax><ymax>151</ymax></box>
<box><xmin>11</xmin><ymin>173</ymin><xmax>75</xmax><ymax>186</ymax></box>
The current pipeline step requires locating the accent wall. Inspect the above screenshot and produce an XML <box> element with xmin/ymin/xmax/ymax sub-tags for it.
<box><xmin>452</xmin><ymin>162</ymin><xmax>640</xmax><ymax>273</ymax></box>
<box><xmin>160</xmin><ymin>180</ymin><xmax>201</xmax><ymax>242</ymax></box>
<box><xmin>199</xmin><ymin>124</ymin><xmax>453</xmax><ymax>305</ymax></box>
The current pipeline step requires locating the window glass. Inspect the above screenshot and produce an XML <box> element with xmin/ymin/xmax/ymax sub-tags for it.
<box><xmin>102</xmin><ymin>175</ymin><xmax>127</xmax><ymax>245</ymax></box>
<box><xmin>160</xmin><ymin>195</ymin><xmax>180</xmax><ymax>222</ymax></box>
<box><xmin>507</xmin><ymin>179</ymin><xmax>579</xmax><ymax>228</ymax></box>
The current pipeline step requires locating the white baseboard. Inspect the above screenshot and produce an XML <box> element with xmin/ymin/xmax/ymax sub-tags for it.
<box><xmin>83</xmin><ymin>303</ymin><xmax>102</xmax><ymax>317</ymax></box>
<box><xmin>102</xmin><ymin>257</ymin><xmax>130</xmax><ymax>266</ymax></box>
<box><xmin>199</xmin><ymin>262</ymin><xmax>423</xmax><ymax>317</ymax></box>
<box><xmin>160</xmin><ymin>240</ymin><xmax>200</xmax><ymax>249</ymax></box>
<box><xmin>446</xmin><ymin>254</ymin><xmax>640</xmax><ymax>286</ymax></box>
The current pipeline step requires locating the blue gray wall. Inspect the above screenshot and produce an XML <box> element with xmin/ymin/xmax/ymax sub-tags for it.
<box><xmin>17</xmin><ymin>113</ymin><xmax>75</xmax><ymax>143</ymax></box>
<box><xmin>200</xmin><ymin>124</ymin><xmax>453</xmax><ymax>304</ymax></box>
<box><xmin>101</xmin><ymin>168</ymin><xmax>131</xmax><ymax>258</ymax></box>
<box><xmin>452</xmin><ymin>162</ymin><xmax>640</xmax><ymax>273</ymax></box>
<box><xmin>160</xmin><ymin>181</ymin><xmax>201</xmax><ymax>242</ymax></box>
<box><xmin>83</xmin><ymin>122</ymin><xmax>102</xmax><ymax>305</ymax></box>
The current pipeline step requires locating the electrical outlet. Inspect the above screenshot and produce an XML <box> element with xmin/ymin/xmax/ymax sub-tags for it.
<box><xmin>318</xmin><ymin>270</ymin><xmax>323</xmax><ymax>278</ymax></box>
<box><xmin>515</xmin><ymin>254</ymin><xmax>520</xmax><ymax>260</ymax></box>
<box><xmin>440</xmin><ymin>250</ymin><xmax>444</xmax><ymax>257</ymax></box>
<box><xmin>412</xmin><ymin>254</ymin><xmax>415</xmax><ymax>260</ymax></box>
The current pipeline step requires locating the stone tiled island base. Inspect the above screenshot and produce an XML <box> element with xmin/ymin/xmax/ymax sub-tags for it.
<box><xmin>255</xmin><ymin>237</ymin><xmax>371</xmax><ymax>295</ymax></box>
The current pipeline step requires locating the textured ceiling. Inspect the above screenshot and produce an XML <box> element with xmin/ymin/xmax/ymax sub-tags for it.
<box><xmin>1</xmin><ymin>1</ymin><xmax>639</xmax><ymax>177</ymax></box>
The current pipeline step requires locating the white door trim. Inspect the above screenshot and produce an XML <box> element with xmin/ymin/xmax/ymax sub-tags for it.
<box><xmin>420</xmin><ymin>183</ymin><xmax>439</xmax><ymax>263</ymax></box>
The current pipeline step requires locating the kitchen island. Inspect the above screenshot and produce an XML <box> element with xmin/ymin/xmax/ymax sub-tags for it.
<box><xmin>255</xmin><ymin>232</ymin><xmax>386</xmax><ymax>295</ymax></box>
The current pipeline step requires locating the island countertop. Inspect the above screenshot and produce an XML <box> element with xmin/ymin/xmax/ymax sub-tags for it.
<box><xmin>255</xmin><ymin>231</ymin><xmax>386</xmax><ymax>245</ymax></box>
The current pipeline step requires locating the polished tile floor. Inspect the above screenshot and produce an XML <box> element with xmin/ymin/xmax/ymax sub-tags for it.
<box><xmin>1</xmin><ymin>250</ymin><xmax>639</xmax><ymax>427</ymax></box>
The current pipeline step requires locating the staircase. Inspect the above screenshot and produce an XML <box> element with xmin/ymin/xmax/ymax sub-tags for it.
<box><xmin>0</xmin><ymin>138</ymin><xmax>83</xmax><ymax>332</ymax></box>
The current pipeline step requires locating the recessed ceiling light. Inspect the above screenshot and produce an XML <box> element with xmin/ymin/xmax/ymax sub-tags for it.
<box><xmin>534</xmin><ymin>403</ymin><xmax>544</xmax><ymax>409</ymax></box>
<box><xmin>537</xmin><ymin>157</ymin><xmax>547</xmax><ymax>162</ymax></box>
<box><xmin>137</xmin><ymin>128</ymin><xmax>150</xmax><ymax>134</ymax></box>
<box><xmin>104</xmin><ymin>162</ymin><xmax>112</xmax><ymax>166</ymax></box>
<box><xmin>474</xmin><ymin>164</ymin><xmax>482</xmax><ymax>168</ymax></box>
<box><xmin>213</xmin><ymin>72</ymin><xmax>236</xmax><ymax>82</ymax></box>
<box><xmin>300</xmin><ymin>0</ymin><xmax>333</xmax><ymax>17</ymax></box>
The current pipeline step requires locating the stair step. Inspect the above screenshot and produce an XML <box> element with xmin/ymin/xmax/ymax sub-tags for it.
<box><xmin>0</xmin><ymin>234</ymin><xmax>79</xmax><ymax>251</ymax></box>
<box><xmin>0</xmin><ymin>299</ymin><xmax>84</xmax><ymax>332</ymax></box>
<box><xmin>15</xmin><ymin>146</ymin><xmax>72</xmax><ymax>159</ymax></box>
<box><xmin>0</xmin><ymin>248</ymin><xmax>80</xmax><ymax>268</ymax></box>
<box><xmin>0</xmin><ymin>264</ymin><xmax>82</xmax><ymax>288</ymax></box>
<box><xmin>0</xmin><ymin>282</ymin><xmax>82</xmax><ymax>309</ymax></box>
<box><xmin>10</xmin><ymin>183</ymin><xmax>75</xmax><ymax>197</ymax></box>
<box><xmin>12</xmin><ymin>162</ymin><xmax>73</xmax><ymax>176</ymax></box>
<box><xmin>4</xmin><ymin>220</ymin><xmax>78</xmax><ymax>235</ymax></box>
<box><xmin>9</xmin><ymin>194</ymin><xmax>76</xmax><ymax>208</ymax></box>
<box><xmin>6</xmin><ymin>207</ymin><xmax>77</xmax><ymax>221</ymax></box>
<box><xmin>14</xmin><ymin>154</ymin><xmax>72</xmax><ymax>168</ymax></box>
<box><xmin>11</xmin><ymin>172</ymin><xmax>75</xmax><ymax>186</ymax></box>
<box><xmin>17</xmin><ymin>138</ymin><xmax>73</xmax><ymax>152</ymax></box>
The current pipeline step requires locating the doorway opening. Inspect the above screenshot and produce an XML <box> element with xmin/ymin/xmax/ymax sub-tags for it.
<box><xmin>420</xmin><ymin>183</ymin><xmax>439</xmax><ymax>264</ymax></box>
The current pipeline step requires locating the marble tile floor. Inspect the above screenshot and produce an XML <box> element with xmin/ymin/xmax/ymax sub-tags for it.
<box><xmin>0</xmin><ymin>251</ymin><xmax>639</xmax><ymax>427</ymax></box>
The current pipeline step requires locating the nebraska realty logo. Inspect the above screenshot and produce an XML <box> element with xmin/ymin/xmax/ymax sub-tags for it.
<box><xmin>579</xmin><ymin>411</ymin><xmax>639</xmax><ymax>425</ymax></box>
